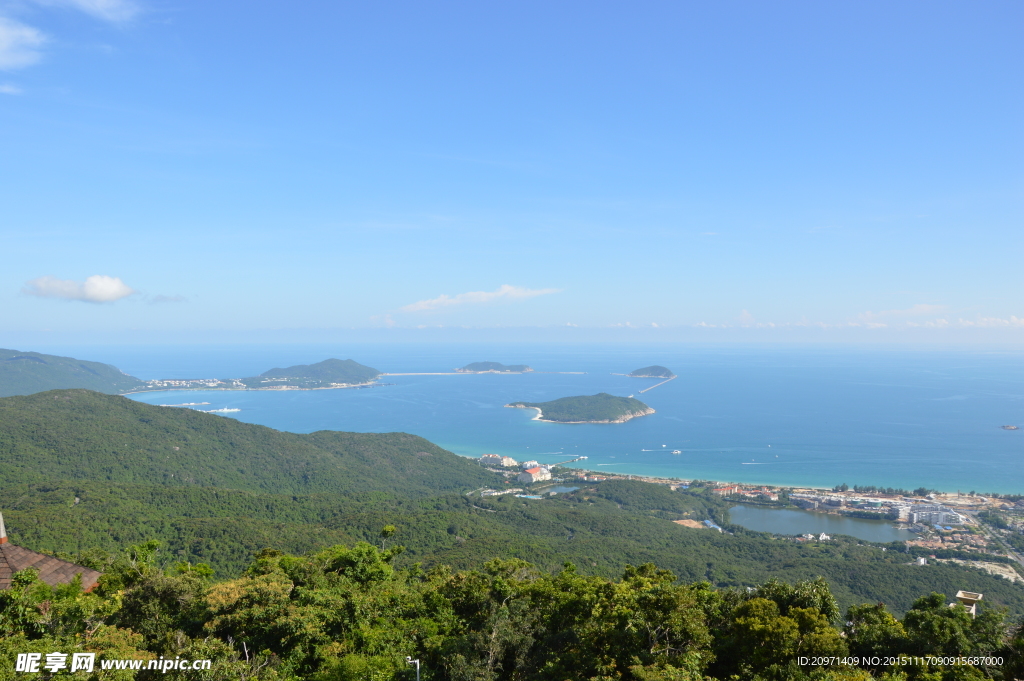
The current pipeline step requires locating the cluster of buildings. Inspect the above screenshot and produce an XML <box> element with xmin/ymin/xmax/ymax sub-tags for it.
<box><xmin>478</xmin><ymin>454</ymin><xmax>553</xmax><ymax>484</ymax></box>
<box><xmin>712</xmin><ymin>485</ymin><xmax>779</xmax><ymax>501</ymax></box>
<box><xmin>480</xmin><ymin>488</ymin><xmax>524</xmax><ymax>497</ymax></box>
<box><xmin>144</xmin><ymin>378</ymin><xmax>242</xmax><ymax>389</ymax></box>
<box><xmin>788</xmin><ymin>493</ymin><xmax>966</xmax><ymax>526</ymax></box>
<box><xmin>479</xmin><ymin>454</ymin><xmax>519</xmax><ymax>468</ymax></box>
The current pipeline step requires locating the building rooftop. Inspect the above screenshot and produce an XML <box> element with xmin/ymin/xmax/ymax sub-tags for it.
<box><xmin>0</xmin><ymin>512</ymin><xmax>102</xmax><ymax>592</ymax></box>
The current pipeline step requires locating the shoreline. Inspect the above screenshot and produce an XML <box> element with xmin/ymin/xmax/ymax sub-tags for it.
<box><xmin>122</xmin><ymin>380</ymin><xmax>381</xmax><ymax>395</ymax></box>
<box><xmin>505</xmin><ymin>403</ymin><xmax>655</xmax><ymax>424</ymax></box>
<box><xmin>540</xmin><ymin>464</ymin><xmax>1010</xmax><ymax>514</ymax></box>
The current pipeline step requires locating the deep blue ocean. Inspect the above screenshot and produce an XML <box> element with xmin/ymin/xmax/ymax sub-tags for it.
<box><xmin>55</xmin><ymin>343</ymin><xmax>1023</xmax><ymax>494</ymax></box>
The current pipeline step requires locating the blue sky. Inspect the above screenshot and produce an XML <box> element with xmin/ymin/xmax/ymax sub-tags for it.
<box><xmin>1</xmin><ymin>1</ymin><xmax>1021</xmax><ymax>345</ymax></box>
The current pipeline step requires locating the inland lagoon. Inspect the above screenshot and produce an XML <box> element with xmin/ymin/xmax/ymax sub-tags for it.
<box><xmin>728</xmin><ymin>504</ymin><xmax>917</xmax><ymax>543</ymax></box>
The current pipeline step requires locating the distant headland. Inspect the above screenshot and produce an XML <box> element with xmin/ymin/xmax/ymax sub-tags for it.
<box><xmin>505</xmin><ymin>393</ymin><xmax>654</xmax><ymax>423</ymax></box>
<box><xmin>628</xmin><ymin>365</ymin><xmax>676</xmax><ymax>378</ymax></box>
<box><xmin>0</xmin><ymin>348</ymin><xmax>145</xmax><ymax>397</ymax></box>
<box><xmin>138</xmin><ymin>359</ymin><xmax>382</xmax><ymax>392</ymax></box>
<box><xmin>457</xmin><ymin>362</ymin><xmax>533</xmax><ymax>374</ymax></box>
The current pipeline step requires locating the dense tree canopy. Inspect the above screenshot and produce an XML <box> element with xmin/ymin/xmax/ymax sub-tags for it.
<box><xmin>0</xmin><ymin>542</ymin><xmax>1020</xmax><ymax>681</ymax></box>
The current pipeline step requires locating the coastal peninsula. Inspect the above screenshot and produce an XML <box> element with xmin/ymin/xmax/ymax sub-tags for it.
<box><xmin>457</xmin><ymin>362</ymin><xmax>533</xmax><ymax>373</ymax></box>
<box><xmin>240</xmin><ymin>359</ymin><xmax>381</xmax><ymax>389</ymax></box>
<box><xmin>0</xmin><ymin>348</ymin><xmax>145</xmax><ymax>397</ymax></box>
<box><xmin>137</xmin><ymin>358</ymin><xmax>383</xmax><ymax>392</ymax></box>
<box><xmin>628</xmin><ymin>365</ymin><xmax>676</xmax><ymax>378</ymax></box>
<box><xmin>505</xmin><ymin>392</ymin><xmax>654</xmax><ymax>423</ymax></box>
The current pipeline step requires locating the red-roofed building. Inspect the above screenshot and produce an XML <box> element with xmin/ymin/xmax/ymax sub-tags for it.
<box><xmin>517</xmin><ymin>467</ymin><xmax>552</xmax><ymax>483</ymax></box>
<box><xmin>0</xmin><ymin>512</ymin><xmax>102</xmax><ymax>592</ymax></box>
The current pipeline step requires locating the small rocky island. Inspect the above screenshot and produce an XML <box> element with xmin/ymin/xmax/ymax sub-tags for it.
<box><xmin>628</xmin><ymin>365</ymin><xmax>676</xmax><ymax>378</ymax></box>
<box><xmin>505</xmin><ymin>393</ymin><xmax>654</xmax><ymax>423</ymax></box>
<box><xmin>457</xmin><ymin>362</ymin><xmax>533</xmax><ymax>373</ymax></box>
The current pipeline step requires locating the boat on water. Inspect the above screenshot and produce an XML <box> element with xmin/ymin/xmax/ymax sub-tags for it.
<box><xmin>671</xmin><ymin>450</ymin><xmax>682</xmax><ymax>454</ymax></box>
<box><xmin>205</xmin><ymin>408</ymin><xmax>241</xmax><ymax>413</ymax></box>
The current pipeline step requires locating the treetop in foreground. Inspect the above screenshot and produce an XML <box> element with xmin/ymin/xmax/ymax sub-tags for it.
<box><xmin>0</xmin><ymin>539</ymin><xmax>1019</xmax><ymax>681</ymax></box>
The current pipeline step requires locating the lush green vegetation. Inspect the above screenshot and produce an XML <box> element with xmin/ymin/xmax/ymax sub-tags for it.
<box><xmin>833</xmin><ymin>484</ymin><xmax>936</xmax><ymax>497</ymax></box>
<box><xmin>0</xmin><ymin>390</ymin><xmax>497</xmax><ymax>496</ymax></box>
<box><xmin>241</xmin><ymin>359</ymin><xmax>381</xmax><ymax>389</ymax></box>
<box><xmin>628</xmin><ymin>366</ymin><xmax>675</xmax><ymax>378</ymax></box>
<box><xmin>458</xmin><ymin>362</ymin><xmax>533</xmax><ymax>373</ymax></box>
<box><xmin>8</xmin><ymin>478</ymin><xmax>1024</xmax><ymax>617</ymax></box>
<box><xmin>3</xmin><ymin>389</ymin><xmax>1024</xmax><ymax>629</ymax></box>
<box><xmin>506</xmin><ymin>393</ymin><xmax>653</xmax><ymax>423</ymax></box>
<box><xmin>0</xmin><ymin>348</ymin><xmax>144</xmax><ymax>397</ymax></box>
<box><xmin>1</xmin><ymin>539</ymin><xmax>1022</xmax><ymax>681</ymax></box>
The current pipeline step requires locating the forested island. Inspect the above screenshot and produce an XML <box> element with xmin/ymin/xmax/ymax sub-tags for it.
<box><xmin>457</xmin><ymin>361</ymin><xmax>533</xmax><ymax>373</ymax></box>
<box><xmin>505</xmin><ymin>392</ymin><xmax>654</xmax><ymax>423</ymax></box>
<box><xmin>0</xmin><ymin>348</ymin><xmax>144</xmax><ymax>397</ymax></box>
<box><xmin>628</xmin><ymin>365</ymin><xmax>676</xmax><ymax>378</ymax></box>
<box><xmin>240</xmin><ymin>358</ymin><xmax>381</xmax><ymax>389</ymax></box>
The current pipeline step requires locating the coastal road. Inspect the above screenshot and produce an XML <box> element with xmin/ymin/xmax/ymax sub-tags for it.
<box><xmin>967</xmin><ymin>511</ymin><xmax>1024</xmax><ymax>570</ymax></box>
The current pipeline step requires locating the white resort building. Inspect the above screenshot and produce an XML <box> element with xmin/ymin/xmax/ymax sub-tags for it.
<box><xmin>517</xmin><ymin>467</ymin><xmax>552</xmax><ymax>484</ymax></box>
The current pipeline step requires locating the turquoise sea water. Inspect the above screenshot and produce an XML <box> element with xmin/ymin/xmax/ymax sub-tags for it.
<box><xmin>70</xmin><ymin>343</ymin><xmax>1021</xmax><ymax>494</ymax></box>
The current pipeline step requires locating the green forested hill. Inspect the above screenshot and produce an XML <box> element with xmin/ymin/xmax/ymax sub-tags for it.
<box><xmin>4</xmin><ymin>476</ymin><xmax>1024</xmax><ymax>616</ymax></box>
<box><xmin>240</xmin><ymin>358</ymin><xmax>381</xmax><ymax>389</ymax></box>
<box><xmin>0</xmin><ymin>390</ymin><xmax>496</xmax><ymax>495</ymax></box>
<box><xmin>0</xmin><ymin>348</ymin><xmax>144</xmax><ymax>397</ymax></box>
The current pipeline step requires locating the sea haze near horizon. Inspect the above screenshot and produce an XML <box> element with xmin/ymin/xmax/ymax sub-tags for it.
<box><xmin>59</xmin><ymin>343</ymin><xmax>1022</xmax><ymax>494</ymax></box>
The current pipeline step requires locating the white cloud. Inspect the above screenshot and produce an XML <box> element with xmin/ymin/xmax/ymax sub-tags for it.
<box><xmin>860</xmin><ymin>303</ymin><xmax>947</xmax><ymax>321</ymax></box>
<box><xmin>0</xmin><ymin>17</ymin><xmax>46</xmax><ymax>70</ymax></box>
<box><xmin>400</xmin><ymin>284</ymin><xmax>560</xmax><ymax>312</ymax></box>
<box><xmin>0</xmin><ymin>83</ymin><xmax>22</xmax><ymax>94</ymax></box>
<box><xmin>31</xmin><ymin>0</ymin><xmax>139</xmax><ymax>23</ymax></box>
<box><xmin>905</xmin><ymin>318</ymin><xmax>950</xmax><ymax>328</ymax></box>
<box><xmin>954</xmin><ymin>316</ymin><xmax>1024</xmax><ymax>328</ymax></box>
<box><xmin>23</xmin><ymin>275</ymin><xmax>137</xmax><ymax>303</ymax></box>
